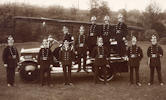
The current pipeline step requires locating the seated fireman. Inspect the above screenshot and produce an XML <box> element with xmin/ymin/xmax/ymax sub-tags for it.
<box><xmin>38</xmin><ymin>39</ymin><xmax>53</xmax><ymax>86</ymax></box>
<box><xmin>75</xmin><ymin>25</ymin><xmax>88</xmax><ymax>73</ymax></box>
<box><xmin>59</xmin><ymin>40</ymin><xmax>75</xmax><ymax>86</ymax></box>
<box><xmin>92</xmin><ymin>37</ymin><xmax>109</xmax><ymax>84</ymax></box>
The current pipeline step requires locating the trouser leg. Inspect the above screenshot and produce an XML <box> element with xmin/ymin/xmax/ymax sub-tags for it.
<box><xmin>77</xmin><ymin>57</ymin><xmax>81</xmax><ymax>71</ymax></box>
<box><xmin>10</xmin><ymin>68</ymin><xmax>15</xmax><ymax>85</ymax></box>
<box><xmin>135</xmin><ymin>66</ymin><xmax>140</xmax><ymax>83</ymax></box>
<box><xmin>40</xmin><ymin>68</ymin><xmax>45</xmax><ymax>86</ymax></box>
<box><xmin>156</xmin><ymin>65</ymin><xmax>163</xmax><ymax>83</ymax></box>
<box><xmin>68</xmin><ymin>65</ymin><xmax>72</xmax><ymax>83</ymax></box>
<box><xmin>6</xmin><ymin>67</ymin><xmax>15</xmax><ymax>85</ymax></box>
<box><xmin>83</xmin><ymin>56</ymin><xmax>87</xmax><ymax>70</ymax></box>
<box><xmin>46</xmin><ymin>68</ymin><xmax>51</xmax><ymax>85</ymax></box>
<box><xmin>150</xmin><ymin>66</ymin><xmax>155</xmax><ymax>84</ymax></box>
<box><xmin>6</xmin><ymin>68</ymin><xmax>10</xmax><ymax>84</ymax></box>
<box><xmin>130</xmin><ymin>66</ymin><xmax>134</xmax><ymax>84</ymax></box>
<box><xmin>63</xmin><ymin>65</ymin><xmax>67</xmax><ymax>84</ymax></box>
<box><xmin>94</xmin><ymin>65</ymin><xmax>99</xmax><ymax>84</ymax></box>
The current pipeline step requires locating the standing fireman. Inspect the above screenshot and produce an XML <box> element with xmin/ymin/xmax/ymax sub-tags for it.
<box><xmin>115</xmin><ymin>14</ymin><xmax>128</xmax><ymax>56</ymax></box>
<box><xmin>87</xmin><ymin>16</ymin><xmax>99</xmax><ymax>57</ymax></box>
<box><xmin>102</xmin><ymin>15</ymin><xmax>115</xmax><ymax>48</ymax></box>
<box><xmin>38</xmin><ymin>39</ymin><xmax>53</xmax><ymax>86</ymax></box>
<box><xmin>75</xmin><ymin>26</ymin><xmax>88</xmax><ymax>73</ymax></box>
<box><xmin>127</xmin><ymin>36</ymin><xmax>143</xmax><ymax>86</ymax></box>
<box><xmin>147</xmin><ymin>35</ymin><xmax>164</xmax><ymax>86</ymax></box>
<box><xmin>59</xmin><ymin>40</ymin><xmax>75</xmax><ymax>85</ymax></box>
<box><xmin>2</xmin><ymin>36</ymin><xmax>19</xmax><ymax>87</ymax></box>
<box><xmin>92</xmin><ymin>37</ymin><xmax>109</xmax><ymax>84</ymax></box>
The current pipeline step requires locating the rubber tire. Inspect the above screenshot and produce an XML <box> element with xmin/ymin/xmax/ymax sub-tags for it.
<box><xmin>98</xmin><ymin>65</ymin><xmax>114</xmax><ymax>82</ymax></box>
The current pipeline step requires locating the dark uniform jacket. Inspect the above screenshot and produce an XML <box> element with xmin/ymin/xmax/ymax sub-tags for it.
<box><xmin>38</xmin><ymin>48</ymin><xmax>53</xmax><ymax>66</ymax></box>
<box><xmin>147</xmin><ymin>44</ymin><xmax>163</xmax><ymax>67</ymax></box>
<box><xmin>127</xmin><ymin>45</ymin><xmax>143</xmax><ymax>66</ymax></box>
<box><xmin>2</xmin><ymin>46</ymin><xmax>19</xmax><ymax>68</ymax></box>
<box><xmin>59</xmin><ymin>47</ymin><xmax>75</xmax><ymax>65</ymax></box>
<box><xmin>75</xmin><ymin>34</ymin><xmax>88</xmax><ymax>55</ymax></box>
<box><xmin>101</xmin><ymin>24</ymin><xmax>115</xmax><ymax>45</ymax></box>
<box><xmin>92</xmin><ymin>46</ymin><xmax>109</xmax><ymax>66</ymax></box>
<box><xmin>88</xmin><ymin>24</ymin><xmax>99</xmax><ymax>46</ymax></box>
<box><xmin>115</xmin><ymin>22</ymin><xmax>128</xmax><ymax>41</ymax></box>
<box><xmin>102</xmin><ymin>24</ymin><xmax>115</xmax><ymax>38</ymax></box>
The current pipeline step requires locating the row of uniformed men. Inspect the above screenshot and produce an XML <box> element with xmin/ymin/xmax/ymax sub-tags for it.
<box><xmin>62</xmin><ymin>14</ymin><xmax>128</xmax><ymax>57</ymax></box>
<box><xmin>2</xmin><ymin>34</ymin><xmax>164</xmax><ymax>87</ymax></box>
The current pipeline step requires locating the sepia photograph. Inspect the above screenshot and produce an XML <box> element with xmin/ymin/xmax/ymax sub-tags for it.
<box><xmin>0</xmin><ymin>0</ymin><xmax>166</xmax><ymax>100</ymax></box>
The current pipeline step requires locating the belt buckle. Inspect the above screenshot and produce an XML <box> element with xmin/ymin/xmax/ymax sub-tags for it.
<box><xmin>116</xmin><ymin>30</ymin><xmax>120</xmax><ymax>34</ymax></box>
<box><xmin>12</xmin><ymin>55</ymin><xmax>16</xmax><ymax>59</ymax></box>
<box><xmin>79</xmin><ymin>44</ymin><xmax>84</xmax><ymax>47</ymax></box>
<box><xmin>152</xmin><ymin>54</ymin><xmax>157</xmax><ymax>58</ymax></box>
<box><xmin>131</xmin><ymin>54</ymin><xmax>136</xmax><ymax>58</ymax></box>
<box><xmin>90</xmin><ymin>33</ymin><xmax>94</xmax><ymax>36</ymax></box>
<box><xmin>99</xmin><ymin>55</ymin><xmax>103</xmax><ymax>58</ymax></box>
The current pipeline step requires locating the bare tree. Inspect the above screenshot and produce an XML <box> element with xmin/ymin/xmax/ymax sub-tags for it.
<box><xmin>98</xmin><ymin>1</ymin><xmax>110</xmax><ymax>22</ymax></box>
<box><xmin>142</xmin><ymin>1</ymin><xmax>162</xmax><ymax>29</ymax></box>
<box><xmin>89</xmin><ymin>0</ymin><xmax>100</xmax><ymax>17</ymax></box>
<box><xmin>89</xmin><ymin>0</ymin><xmax>110</xmax><ymax>21</ymax></box>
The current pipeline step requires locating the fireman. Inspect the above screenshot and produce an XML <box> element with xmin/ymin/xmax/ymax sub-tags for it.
<box><xmin>87</xmin><ymin>16</ymin><xmax>99</xmax><ymax>57</ymax></box>
<box><xmin>2</xmin><ymin>35</ymin><xmax>19</xmax><ymax>87</ymax></box>
<box><xmin>59</xmin><ymin>40</ymin><xmax>75</xmax><ymax>85</ymax></box>
<box><xmin>102</xmin><ymin>15</ymin><xmax>115</xmax><ymax>47</ymax></box>
<box><xmin>92</xmin><ymin>37</ymin><xmax>109</xmax><ymax>84</ymax></box>
<box><xmin>38</xmin><ymin>39</ymin><xmax>53</xmax><ymax>86</ymax></box>
<box><xmin>127</xmin><ymin>36</ymin><xmax>143</xmax><ymax>86</ymax></box>
<box><xmin>75</xmin><ymin>25</ymin><xmax>88</xmax><ymax>73</ymax></box>
<box><xmin>115</xmin><ymin>14</ymin><xmax>128</xmax><ymax>56</ymax></box>
<box><xmin>147</xmin><ymin>35</ymin><xmax>164</xmax><ymax>86</ymax></box>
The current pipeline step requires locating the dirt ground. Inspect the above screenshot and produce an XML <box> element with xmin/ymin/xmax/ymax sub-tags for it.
<box><xmin>0</xmin><ymin>42</ymin><xmax>166</xmax><ymax>100</ymax></box>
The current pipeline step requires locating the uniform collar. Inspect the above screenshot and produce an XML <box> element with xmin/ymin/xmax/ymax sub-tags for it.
<box><xmin>152</xmin><ymin>44</ymin><xmax>157</xmax><ymax>47</ymax></box>
<box><xmin>8</xmin><ymin>45</ymin><xmax>14</xmax><ymax>48</ymax></box>
<box><xmin>98</xmin><ymin>45</ymin><xmax>103</xmax><ymax>47</ymax></box>
<box><xmin>132</xmin><ymin>45</ymin><xmax>137</xmax><ymax>47</ymax></box>
<box><xmin>43</xmin><ymin>47</ymin><xmax>48</xmax><ymax>49</ymax></box>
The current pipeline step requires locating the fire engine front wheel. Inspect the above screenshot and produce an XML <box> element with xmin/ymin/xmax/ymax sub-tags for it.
<box><xmin>19</xmin><ymin>62</ymin><xmax>39</xmax><ymax>82</ymax></box>
<box><xmin>98</xmin><ymin>65</ymin><xmax>114</xmax><ymax>81</ymax></box>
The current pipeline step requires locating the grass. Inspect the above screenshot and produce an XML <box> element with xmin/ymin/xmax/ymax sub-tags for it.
<box><xmin>0</xmin><ymin>42</ymin><xmax>166</xmax><ymax>100</ymax></box>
